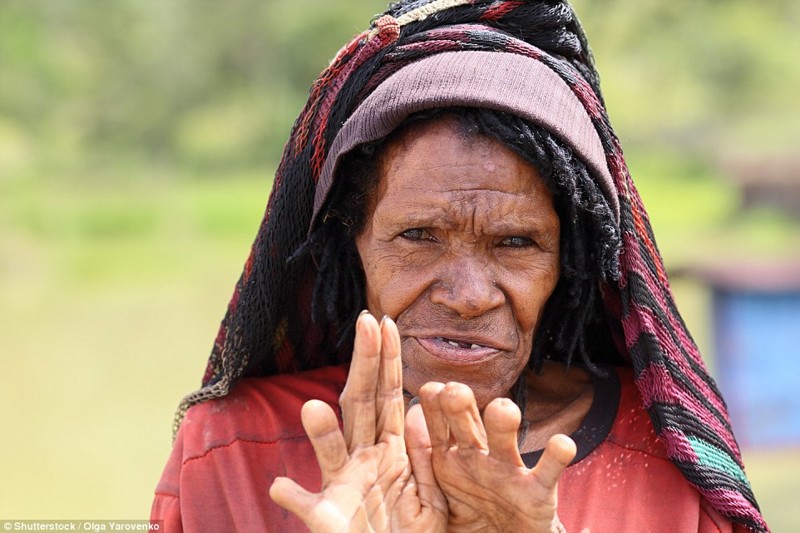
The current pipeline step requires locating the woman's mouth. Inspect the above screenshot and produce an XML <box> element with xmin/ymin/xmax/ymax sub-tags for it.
<box><xmin>416</xmin><ymin>336</ymin><xmax>500</xmax><ymax>363</ymax></box>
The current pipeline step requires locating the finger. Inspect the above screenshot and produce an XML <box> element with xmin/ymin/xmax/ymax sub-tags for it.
<box><xmin>301</xmin><ymin>400</ymin><xmax>349</xmax><ymax>485</ymax></box>
<box><xmin>340</xmin><ymin>311</ymin><xmax>381</xmax><ymax>451</ymax></box>
<box><xmin>532</xmin><ymin>434</ymin><xmax>577</xmax><ymax>491</ymax></box>
<box><xmin>438</xmin><ymin>382</ymin><xmax>487</xmax><ymax>450</ymax></box>
<box><xmin>418</xmin><ymin>382</ymin><xmax>449</xmax><ymax>452</ymax></box>
<box><xmin>484</xmin><ymin>397</ymin><xmax>525</xmax><ymax>466</ymax></box>
<box><xmin>376</xmin><ymin>316</ymin><xmax>404</xmax><ymax>441</ymax></box>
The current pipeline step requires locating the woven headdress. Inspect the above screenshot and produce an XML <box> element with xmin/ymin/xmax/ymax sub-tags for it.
<box><xmin>177</xmin><ymin>1</ymin><xmax>767</xmax><ymax>531</ymax></box>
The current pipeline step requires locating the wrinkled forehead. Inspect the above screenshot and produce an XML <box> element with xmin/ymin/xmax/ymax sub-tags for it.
<box><xmin>311</xmin><ymin>49</ymin><xmax>619</xmax><ymax>231</ymax></box>
<box><xmin>376</xmin><ymin>111</ymin><xmax>543</xmax><ymax>184</ymax></box>
<box><xmin>375</xmin><ymin>115</ymin><xmax>558</xmax><ymax>217</ymax></box>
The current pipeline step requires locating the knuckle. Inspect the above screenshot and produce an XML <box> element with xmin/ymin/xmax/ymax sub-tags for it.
<box><xmin>340</xmin><ymin>390</ymin><xmax>375</xmax><ymax>407</ymax></box>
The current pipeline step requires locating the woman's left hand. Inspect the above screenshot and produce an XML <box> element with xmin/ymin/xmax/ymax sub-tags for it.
<box><xmin>412</xmin><ymin>381</ymin><xmax>576</xmax><ymax>533</ymax></box>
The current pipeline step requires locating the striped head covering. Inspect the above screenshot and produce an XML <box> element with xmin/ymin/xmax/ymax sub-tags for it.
<box><xmin>177</xmin><ymin>1</ymin><xmax>767</xmax><ymax>531</ymax></box>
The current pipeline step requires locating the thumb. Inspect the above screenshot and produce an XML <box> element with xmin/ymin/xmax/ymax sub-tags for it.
<box><xmin>269</xmin><ymin>476</ymin><xmax>317</xmax><ymax>518</ymax></box>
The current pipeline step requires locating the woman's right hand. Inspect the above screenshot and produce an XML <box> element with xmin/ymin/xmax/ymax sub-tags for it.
<box><xmin>269</xmin><ymin>312</ymin><xmax>447</xmax><ymax>532</ymax></box>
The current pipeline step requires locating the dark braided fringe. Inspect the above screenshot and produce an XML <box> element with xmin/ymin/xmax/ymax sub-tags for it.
<box><xmin>174</xmin><ymin>1</ymin><xmax>767</xmax><ymax>530</ymax></box>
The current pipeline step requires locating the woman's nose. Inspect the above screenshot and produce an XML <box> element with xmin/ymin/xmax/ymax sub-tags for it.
<box><xmin>429</xmin><ymin>257</ymin><xmax>505</xmax><ymax>319</ymax></box>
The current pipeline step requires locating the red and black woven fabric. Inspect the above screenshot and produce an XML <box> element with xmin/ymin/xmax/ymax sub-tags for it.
<box><xmin>177</xmin><ymin>1</ymin><xmax>767</xmax><ymax>531</ymax></box>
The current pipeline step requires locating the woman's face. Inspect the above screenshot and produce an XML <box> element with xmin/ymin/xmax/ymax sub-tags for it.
<box><xmin>355</xmin><ymin>116</ymin><xmax>560</xmax><ymax>407</ymax></box>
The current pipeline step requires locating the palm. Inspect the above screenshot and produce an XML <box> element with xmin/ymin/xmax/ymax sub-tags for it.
<box><xmin>434</xmin><ymin>448</ymin><xmax>561</xmax><ymax>531</ymax></box>
<box><xmin>273</xmin><ymin>420</ymin><xmax>408</xmax><ymax>532</ymax></box>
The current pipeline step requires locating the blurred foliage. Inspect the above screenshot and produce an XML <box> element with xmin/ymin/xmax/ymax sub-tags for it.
<box><xmin>0</xmin><ymin>0</ymin><xmax>387</xmax><ymax>177</ymax></box>
<box><xmin>1</xmin><ymin>0</ymin><xmax>799</xmax><ymax>181</ymax></box>
<box><xmin>574</xmin><ymin>0</ymin><xmax>800</xmax><ymax>157</ymax></box>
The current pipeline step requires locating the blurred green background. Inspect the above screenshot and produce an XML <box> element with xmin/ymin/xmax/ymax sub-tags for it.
<box><xmin>1</xmin><ymin>0</ymin><xmax>799</xmax><ymax>529</ymax></box>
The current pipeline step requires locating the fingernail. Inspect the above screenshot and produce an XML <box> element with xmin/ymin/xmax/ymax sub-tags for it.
<box><xmin>408</xmin><ymin>396</ymin><xmax>420</xmax><ymax>408</ymax></box>
<box><xmin>380</xmin><ymin>314</ymin><xmax>388</xmax><ymax>325</ymax></box>
<box><xmin>359</xmin><ymin>309</ymin><xmax>370</xmax><ymax>317</ymax></box>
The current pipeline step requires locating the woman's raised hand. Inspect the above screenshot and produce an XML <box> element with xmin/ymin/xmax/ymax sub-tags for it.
<box><xmin>269</xmin><ymin>313</ymin><xmax>447</xmax><ymax>532</ymax></box>
<box><xmin>415</xmin><ymin>381</ymin><xmax>576</xmax><ymax>533</ymax></box>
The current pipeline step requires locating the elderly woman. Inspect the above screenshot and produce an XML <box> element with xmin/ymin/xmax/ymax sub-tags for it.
<box><xmin>152</xmin><ymin>1</ymin><xmax>768</xmax><ymax>532</ymax></box>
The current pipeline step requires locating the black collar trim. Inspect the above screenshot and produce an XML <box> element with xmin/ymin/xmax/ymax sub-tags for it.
<box><xmin>521</xmin><ymin>366</ymin><xmax>621</xmax><ymax>468</ymax></box>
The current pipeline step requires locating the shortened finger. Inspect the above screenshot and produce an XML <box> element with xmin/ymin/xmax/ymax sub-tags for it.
<box><xmin>301</xmin><ymin>400</ymin><xmax>349</xmax><ymax>484</ymax></box>
<box><xmin>418</xmin><ymin>382</ymin><xmax>449</xmax><ymax>451</ymax></box>
<box><xmin>340</xmin><ymin>311</ymin><xmax>381</xmax><ymax>451</ymax></box>
<box><xmin>484</xmin><ymin>397</ymin><xmax>525</xmax><ymax>466</ymax></box>
<box><xmin>438</xmin><ymin>382</ymin><xmax>486</xmax><ymax>450</ymax></box>
<box><xmin>376</xmin><ymin>316</ymin><xmax>404</xmax><ymax>441</ymax></box>
<box><xmin>405</xmin><ymin>403</ymin><xmax>444</xmax><ymax>506</ymax></box>
<box><xmin>533</xmin><ymin>434</ymin><xmax>577</xmax><ymax>491</ymax></box>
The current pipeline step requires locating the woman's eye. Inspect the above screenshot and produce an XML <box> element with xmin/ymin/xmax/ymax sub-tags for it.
<box><xmin>400</xmin><ymin>228</ymin><xmax>432</xmax><ymax>241</ymax></box>
<box><xmin>499</xmin><ymin>236</ymin><xmax>534</xmax><ymax>248</ymax></box>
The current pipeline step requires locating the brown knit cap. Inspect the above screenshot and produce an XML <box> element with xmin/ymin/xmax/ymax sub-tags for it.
<box><xmin>311</xmin><ymin>50</ymin><xmax>620</xmax><ymax>228</ymax></box>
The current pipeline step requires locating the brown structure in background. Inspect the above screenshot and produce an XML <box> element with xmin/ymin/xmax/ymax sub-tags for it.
<box><xmin>724</xmin><ymin>155</ymin><xmax>800</xmax><ymax>219</ymax></box>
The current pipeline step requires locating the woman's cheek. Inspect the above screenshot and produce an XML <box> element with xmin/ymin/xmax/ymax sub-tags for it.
<box><xmin>367</xmin><ymin>248</ymin><xmax>432</xmax><ymax>313</ymax></box>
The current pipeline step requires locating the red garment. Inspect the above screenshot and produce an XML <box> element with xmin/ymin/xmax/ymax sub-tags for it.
<box><xmin>152</xmin><ymin>366</ymin><xmax>733</xmax><ymax>532</ymax></box>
